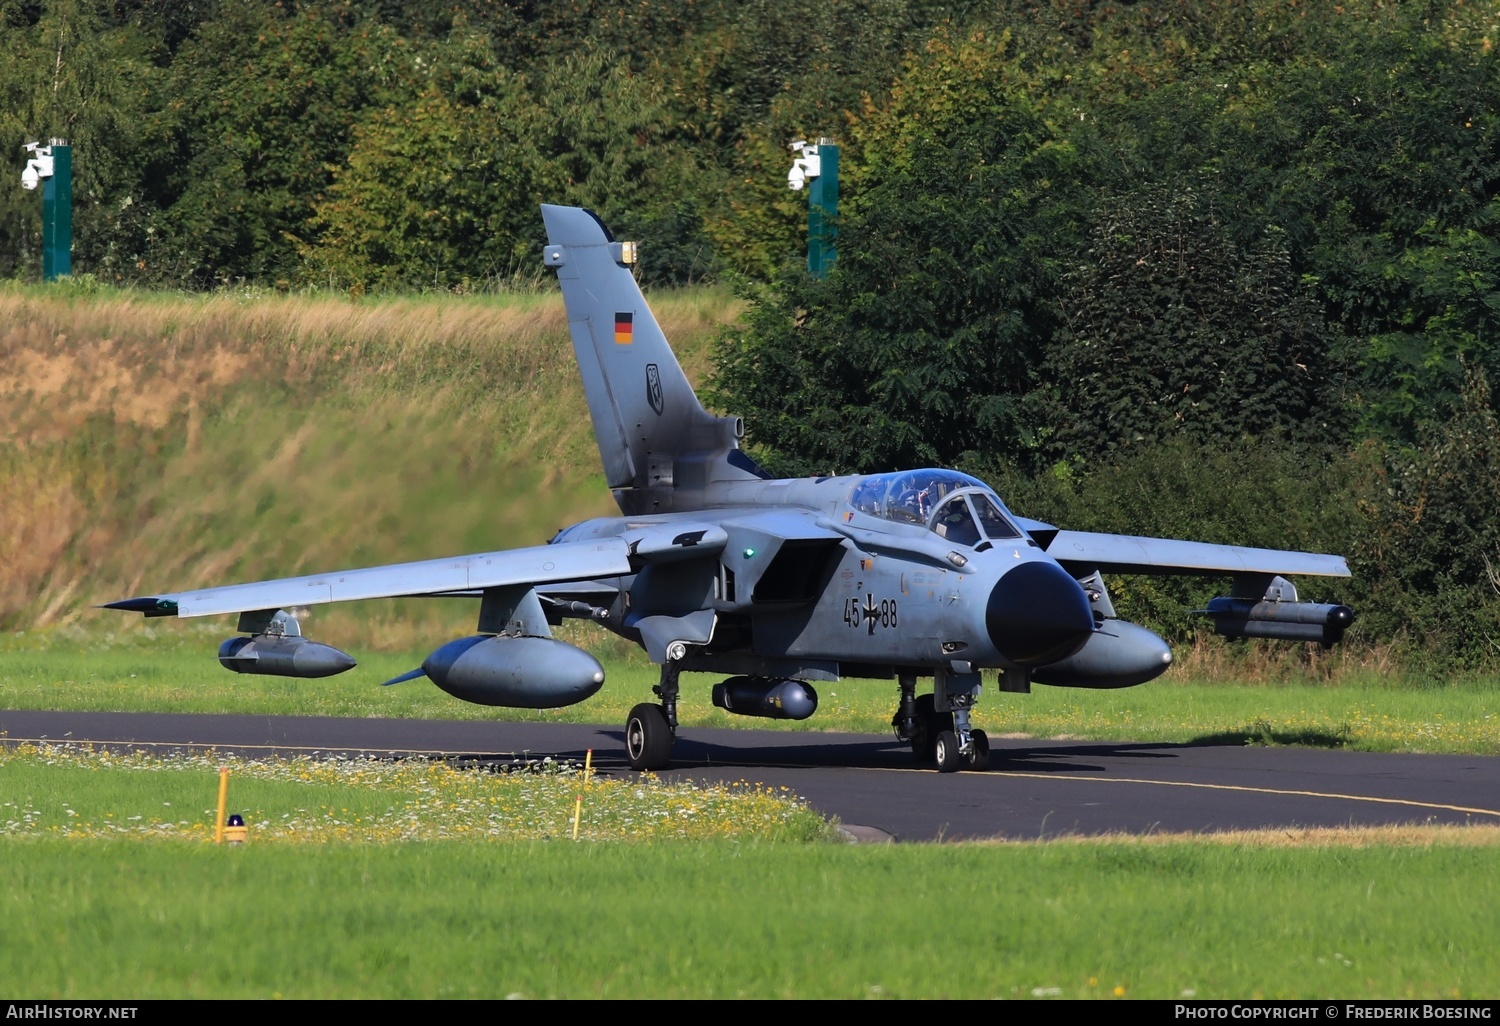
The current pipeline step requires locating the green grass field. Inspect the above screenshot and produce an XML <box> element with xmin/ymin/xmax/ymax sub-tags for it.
<box><xmin>2</xmin><ymin>743</ymin><xmax>1497</xmax><ymax>999</ymax></box>
<box><xmin>7</xmin><ymin>836</ymin><xmax>1497</xmax><ymax>999</ymax></box>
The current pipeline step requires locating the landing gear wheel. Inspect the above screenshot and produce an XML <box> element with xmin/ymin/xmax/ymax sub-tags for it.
<box><xmin>934</xmin><ymin>729</ymin><xmax>964</xmax><ymax>773</ymax></box>
<box><xmin>967</xmin><ymin>728</ymin><xmax>991</xmax><ymax>772</ymax></box>
<box><xmin>910</xmin><ymin>694</ymin><xmax>953</xmax><ymax>763</ymax></box>
<box><xmin>625</xmin><ymin>703</ymin><xmax>673</xmax><ymax>771</ymax></box>
<box><xmin>909</xmin><ymin>693</ymin><xmax>936</xmax><ymax>761</ymax></box>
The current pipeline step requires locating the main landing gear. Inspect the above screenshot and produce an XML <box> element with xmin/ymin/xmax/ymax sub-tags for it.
<box><xmin>891</xmin><ymin>672</ymin><xmax>990</xmax><ymax>773</ymax></box>
<box><xmin>625</xmin><ymin>646</ymin><xmax>683</xmax><ymax>771</ymax></box>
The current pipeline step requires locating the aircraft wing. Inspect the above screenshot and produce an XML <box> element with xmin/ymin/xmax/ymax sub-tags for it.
<box><xmin>104</xmin><ymin>538</ymin><xmax>634</xmax><ymax>619</ymax></box>
<box><xmin>1044</xmin><ymin>531</ymin><xmax>1350</xmax><ymax>579</ymax></box>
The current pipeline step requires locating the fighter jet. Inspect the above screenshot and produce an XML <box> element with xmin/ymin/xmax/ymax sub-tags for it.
<box><xmin>106</xmin><ymin>205</ymin><xmax>1354</xmax><ymax>772</ymax></box>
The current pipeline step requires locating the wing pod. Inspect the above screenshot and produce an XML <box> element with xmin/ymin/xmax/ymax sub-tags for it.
<box><xmin>419</xmin><ymin>635</ymin><xmax>605</xmax><ymax>708</ymax></box>
<box><xmin>218</xmin><ymin>635</ymin><xmax>356</xmax><ymax>678</ymax></box>
<box><xmin>217</xmin><ymin>609</ymin><xmax>355</xmax><ymax>678</ymax></box>
<box><xmin>1200</xmin><ymin>574</ymin><xmax>1354</xmax><ymax>647</ymax></box>
<box><xmin>1202</xmin><ymin>597</ymin><xmax>1355</xmax><ymax>646</ymax></box>
<box><xmin>1030</xmin><ymin>620</ymin><xmax>1173</xmax><ymax>689</ymax></box>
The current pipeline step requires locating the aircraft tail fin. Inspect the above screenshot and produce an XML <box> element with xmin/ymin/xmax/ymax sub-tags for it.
<box><xmin>541</xmin><ymin>205</ymin><xmax>752</xmax><ymax>505</ymax></box>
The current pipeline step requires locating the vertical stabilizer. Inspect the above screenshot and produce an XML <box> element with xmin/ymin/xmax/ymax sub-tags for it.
<box><xmin>541</xmin><ymin>205</ymin><xmax>745</xmax><ymax>505</ymax></box>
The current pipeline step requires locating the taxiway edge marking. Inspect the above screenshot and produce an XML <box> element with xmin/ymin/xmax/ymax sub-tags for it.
<box><xmin>998</xmin><ymin>771</ymin><xmax>1500</xmax><ymax>818</ymax></box>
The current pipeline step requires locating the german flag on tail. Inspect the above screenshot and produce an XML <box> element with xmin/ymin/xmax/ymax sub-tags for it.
<box><xmin>614</xmin><ymin>312</ymin><xmax>633</xmax><ymax>345</ymax></box>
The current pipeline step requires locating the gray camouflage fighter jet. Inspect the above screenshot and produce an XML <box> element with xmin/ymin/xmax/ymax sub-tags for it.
<box><xmin>107</xmin><ymin>205</ymin><xmax>1354</xmax><ymax>772</ymax></box>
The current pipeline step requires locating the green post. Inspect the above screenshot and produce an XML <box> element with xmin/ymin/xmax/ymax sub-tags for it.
<box><xmin>42</xmin><ymin>141</ymin><xmax>72</xmax><ymax>281</ymax></box>
<box><xmin>807</xmin><ymin>142</ymin><xmax>838</xmax><ymax>278</ymax></box>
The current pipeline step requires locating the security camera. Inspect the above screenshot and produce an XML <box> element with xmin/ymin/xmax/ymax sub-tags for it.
<box><xmin>20</xmin><ymin>142</ymin><xmax>52</xmax><ymax>191</ymax></box>
<box><xmin>787</xmin><ymin>140</ymin><xmax>821</xmax><ymax>192</ymax></box>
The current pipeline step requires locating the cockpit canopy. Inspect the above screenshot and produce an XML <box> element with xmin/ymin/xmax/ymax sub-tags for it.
<box><xmin>847</xmin><ymin>469</ymin><xmax>1022</xmax><ymax>545</ymax></box>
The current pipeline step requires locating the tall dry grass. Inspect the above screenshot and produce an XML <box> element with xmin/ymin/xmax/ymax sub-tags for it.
<box><xmin>1166</xmin><ymin>631</ymin><xmax>1412</xmax><ymax>686</ymax></box>
<box><xmin>0</xmin><ymin>285</ymin><xmax>742</xmax><ymax>631</ymax></box>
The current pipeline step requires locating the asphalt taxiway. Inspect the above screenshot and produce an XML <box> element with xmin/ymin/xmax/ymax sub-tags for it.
<box><xmin>4</xmin><ymin>709</ymin><xmax>1497</xmax><ymax>842</ymax></box>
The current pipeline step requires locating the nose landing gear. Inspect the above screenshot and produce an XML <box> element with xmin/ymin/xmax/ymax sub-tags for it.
<box><xmin>893</xmin><ymin>672</ymin><xmax>991</xmax><ymax>772</ymax></box>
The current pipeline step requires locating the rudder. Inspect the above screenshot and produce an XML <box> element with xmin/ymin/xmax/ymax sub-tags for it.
<box><xmin>541</xmin><ymin>205</ymin><xmax>741</xmax><ymax>500</ymax></box>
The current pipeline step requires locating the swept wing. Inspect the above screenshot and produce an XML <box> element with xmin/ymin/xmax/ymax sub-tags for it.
<box><xmin>105</xmin><ymin>538</ymin><xmax>634</xmax><ymax>619</ymax></box>
<box><xmin>1043</xmin><ymin>530</ymin><xmax>1350</xmax><ymax>579</ymax></box>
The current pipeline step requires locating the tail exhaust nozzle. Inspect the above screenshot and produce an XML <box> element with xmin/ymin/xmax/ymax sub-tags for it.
<box><xmin>711</xmin><ymin>676</ymin><xmax>818</xmax><ymax>721</ymax></box>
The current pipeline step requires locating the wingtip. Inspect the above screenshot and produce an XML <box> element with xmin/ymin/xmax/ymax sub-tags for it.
<box><xmin>101</xmin><ymin>597</ymin><xmax>179</xmax><ymax>617</ymax></box>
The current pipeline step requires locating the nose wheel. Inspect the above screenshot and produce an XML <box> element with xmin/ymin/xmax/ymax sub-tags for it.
<box><xmin>934</xmin><ymin>729</ymin><xmax>963</xmax><ymax>772</ymax></box>
<box><xmin>967</xmin><ymin>729</ymin><xmax>991</xmax><ymax>771</ymax></box>
<box><xmin>934</xmin><ymin>727</ymin><xmax>991</xmax><ymax>773</ymax></box>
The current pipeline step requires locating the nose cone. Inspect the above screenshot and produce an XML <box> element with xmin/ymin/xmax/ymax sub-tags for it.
<box><xmin>986</xmin><ymin>561</ymin><xmax>1095</xmax><ymax>667</ymax></box>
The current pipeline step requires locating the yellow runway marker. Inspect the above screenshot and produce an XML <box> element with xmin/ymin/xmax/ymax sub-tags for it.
<box><xmin>214</xmin><ymin>766</ymin><xmax>228</xmax><ymax>844</ymax></box>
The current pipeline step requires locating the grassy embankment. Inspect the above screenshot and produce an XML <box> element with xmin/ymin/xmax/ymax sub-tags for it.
<box><xmin>3</xmin><ymin>742</ymin><xmax>1498</xmax><ymax>999</ymax></box>
<box><xmin>0</xmin><ymin>280</ymin><xmax>731</xmax><ymax>639</ymax></box>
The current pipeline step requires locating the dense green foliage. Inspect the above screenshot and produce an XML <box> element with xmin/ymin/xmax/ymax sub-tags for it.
<box><xmin>713</xmin><ymin>27</ymin><xmax>1079</xmax><ymax>473</ymax></box>
<box><xmin>0</xmin><ymin>0</ymin><xmax>955</xmax><ymax>288</ymax></box>
<box><xmin>710</xmin><ymin>2</ymin><xmax>1500</xmax><ymax>669</ymax></box>
<box><xmin>1045</xmin><ymin>186</ymin><xmax>1350</xmax><ymax>459</ymax></box>
<box><xmin>5</xmin><ymin>1</ymin><xmax>1500</xmax><ymax>667</ymax></box>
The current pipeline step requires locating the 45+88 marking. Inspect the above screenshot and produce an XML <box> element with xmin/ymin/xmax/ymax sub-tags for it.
<box><xmin>844</xmin><ymin>594</ymin><xmax>898</xmax><ymax>635</ymax></box>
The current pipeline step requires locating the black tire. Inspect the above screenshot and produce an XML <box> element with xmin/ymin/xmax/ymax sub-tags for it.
<box><xmin>967</xmin><ymin>729</ymin><xmax>991</xmax><ymax>772</ymax></box>
<box><xmin>625</xmin><ymin>703</ymin><xmax>673</xmax><ymax>771</ymax></box>
<box><xmin>934</xmin><ymin>729</ymin><xmax>964</xmax><ymax>773</ymax></box>
<box><xmin>910</xmin><ymin>693</ymin><xmax>953</xmax><ymax>763</ymax></box>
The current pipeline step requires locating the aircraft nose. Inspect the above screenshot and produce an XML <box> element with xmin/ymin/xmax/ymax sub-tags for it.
<box><xmin>986</xmin><ymin>561</ymin><xmax>1095</xmax><ymax>667</ymax></box>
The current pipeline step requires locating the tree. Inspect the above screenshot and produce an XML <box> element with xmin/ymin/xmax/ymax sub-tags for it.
<box><xmin>712</xmin><ymin>27</ymin><xmax>1079</xmax><ymax>475</ymax></box>
<box><xmin>525</xmin><ymin>46</ymin><xmax>714</xmax><ymax>286</ymax></box>
<box><xmin>1044</xmin><ymin>183</ymin><xmax>1350</xmax><ymax>461</ymax></box>
<box><xmin>1357</xmin><ymin>368</ymin><xmax>1500</xmax><ymax>666</ymax></box>
<box><xmin>305</xmin><ymin>27</ymin><xmax>542</xmax><ymax>291</ymax></box>
<box><xmin>0</xmin><ymin>0</ymin><xmax>160</xmax><ymax>280</ymax></box>
<box><xmin>142</xmin><ymin>3</ymin><xmax>411</xmax><ymax>285</ymax></box>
